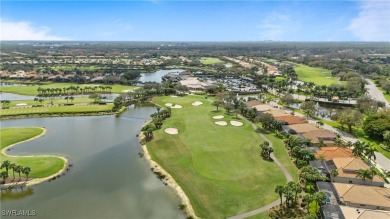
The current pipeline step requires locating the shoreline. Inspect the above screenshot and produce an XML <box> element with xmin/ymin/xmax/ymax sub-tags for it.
<box><xmin>139</xmin><ymin>131</ymin><xmax>198</xmax><ymax>219</ymax></box>
<box><xmin>0</xmin><ymin>111</ymin><xmax>114</xmax><ymax>120</ymax></box>
<box><xmin>1</xmin><ymin>127</ymin><xmax>69</xmax><ymax>187</ymax></box>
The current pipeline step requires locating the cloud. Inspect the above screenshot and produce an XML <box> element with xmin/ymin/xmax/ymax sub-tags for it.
<box><xmin>348</xmin><ymin>0</ymin><xmax>390</xmax><ymax>41</ymax></box>
<box><xmin>0</xmin><ymin>19</ymin><xmax>67</xmax><ymax>41</ymax></box>
<box><xmin>256</xmin><ymin>12</ymin><xmax>300</xmax><ymax>40</ymax></box>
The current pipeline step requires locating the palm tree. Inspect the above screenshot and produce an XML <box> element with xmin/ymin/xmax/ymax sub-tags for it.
<box><xmin>287</xmin><ymin>181</ymin><xmax>301</xmax><ymax>204</ymax></box>
<box><xmin>65</xmin><ymin>96</ymin><xmax>69</xmax><ymax>103</ymax></box>
<box><xmin>356</xmin><ymin>169</ymin><xmax>373</xmax><ymax>185</ymax></box>
<box><xmin>364</xmin><ymin>146</ymin><xmax>376</xmax><ymax>166</ymax></box>
<box><xmin>69</xmin><ymin>96</ymin><xmax>74</xmax><ymax>103</ymax></box>
<box><xmin>1</xmin><ymin>171</ymin><xmax>8</xmax><ymax>183</ymax></box>
<box><xmin>9</xmin><ymin>163</ymin><xmax>16</xmax><ymax>180</ymax></box>
<box><xmin>352</xmin><ymin>141</ymin><xmax>366</xmax><ymax>157</ymax></box>
<box><xmin>15</xmin><ymin>165</ymin><xmax>23</xmax><ymax>181</ymax></box>
<box><xmin>1</xmin><ymin>160</ymin><xmax>11</xmax><ymax>175</ymax></box>
<box><xmin>275</xmin><ymin>185</ymin><xmax>284</xmax><ymax>211</ymax></box>
<box><xmin>22</xmin><ymin>167</ymin><xmax>31</xmax><ymax>181</ymax></box>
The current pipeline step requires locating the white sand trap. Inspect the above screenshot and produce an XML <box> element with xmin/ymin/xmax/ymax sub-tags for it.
<box><xmin>122</xmin><ymin>89</ymin><xmax>132</xmax><ymax>93</ymax></box>
<box><xmin>165</xmin><ymin>128</ymin><xmax>178</xmax><ymax>135</ymax></box>
<box><xmin>215</xmin><ymin>121</ymin><xmax>227</xmax><ymax>126</ymax></box>
<box><xmin>230</xmin><ymin>121</ymin><xmax>243</xmax><ymax>126</ymax></box>
<box><xmin>170</xmin><ymin>95</ymin><xmax>178</xmax><ymax>98</ymax></box>
<box><xmin>16</xmin><ymin>103</ymin><xmax>28</xmax><ymax>106</ymax></box>
<box><xmin>212</xmin><ymin>115</ymin><xmax>224</xmax><ymax>119</ymax></box>
<box><xmin>171</xmin><ymin>105</ymin><xmax>182</xmax><ymax>109</ymax></box>
<box><xmin>192</xmin><ymin>101</ymin><xmax>203</xmax><ymax>106</ymax></box>
<box><xmin>165</xmin><ymin>103</ymin><xmax>173</xmax><ymax>107</ymax></box>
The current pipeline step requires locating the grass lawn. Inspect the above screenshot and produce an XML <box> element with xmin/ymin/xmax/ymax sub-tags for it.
<box><xmin>294</xmin><ymin>64</ymin><xmax>339</xmax><ymax>86</ymax></box>
<box><xmin>200</xmin><ymin>57</ymin><xmax>224</xmax><ymax>65</ymax></box>
<box><xmin>1</xmin><ymin>127</ymin><xmax>64</xmax><ymax>179</ymax></box>
<box><xmin>378</xmin><ymin>86</ymin><xmax>390</xmax><ymax>102</ymax></box>
<box><xmin>0</xmin><ymin>83</ymin><xmax>137</xmax><ymax>96</ymax></box>
<box><xmin>246</xmin><ymin>212</ymin><xmax>269</xmax><ymax>219</ymax></box>
<box><xmin>0</xmin><ymin>104</ymin><xmax>113</xmax><ymax>116</ymax></box>
<box><xmin>7</xmin><ymin>97</ymin><xmax>94</xmax><ymax>107</ymax></box>
<box><xmin>147</xmin><ymin>95</ymin><xmax>287</xmax><ymax>218</ymax></box>
<box><xmin>260</xmin><ymin>131</ymin><xmax>299</xmax><ymax>181</ymax></box>
<box><xmin>166</xmin><ymin>65</ymin><xmax>218</xmax><ymax>73</ymax></box>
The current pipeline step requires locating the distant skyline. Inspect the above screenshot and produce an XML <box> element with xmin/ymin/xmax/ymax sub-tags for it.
<box><xmin>1</xmin><ymin>0</ymin><xmax>389</xmax><ymax>41</ymax></box>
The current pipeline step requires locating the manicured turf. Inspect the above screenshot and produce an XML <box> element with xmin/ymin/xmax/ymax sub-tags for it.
<box><xmin>147</xmin><ymin>95</ymin><xmax>287</xmax><ymax>218</ymax></box>
<box><xmin>261</xmin><ymin>131</ymin><xmax>298</xmax><ymax>181</ymax></box>
<box><xmin>0</xmin><ymin>83</ymin><xmax>137</xmax><ymax>96</ymax></box>
<box><xmin>200</xmin><ymin>57</ymin><xmax>224</xmax><ymax>65</ymax></box>
<box><xmin>246</xmin><ymin>212</ymin><xmax>269</xmax><ymax>219</ymax></box>
<box><xmin>0</xmin><ymin>127</ymin><xmax>64</xmax><ymax>179</ymax></box>
<box><xmin>0</xmin><ymin>104</ymin><xmax>113</xmax><ymax>116</ymax></box>
<box><xmin>378</xmin><ymin>86</ymin><xmax>390</xmax><ymax>102</ymax></box>
<box><xmin>7</xmin><ymin>97</ymin><xmax>94</xmax><ymax>107</ymax></box>
<box><xmin>294</xmin><ymin>64</ymin><xmax>339</xmax><ymax>86</ymax></box>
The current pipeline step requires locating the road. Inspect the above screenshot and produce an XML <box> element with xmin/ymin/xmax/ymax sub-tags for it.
<box><xmin>365</xmin><ymin>79</ymin><xmax>390</xmax><ymax>107</ymax></box>
<box><xmin>227</xmin><ymin>121</ymin><xmax>293</xmax><ymax>219</ymax></box>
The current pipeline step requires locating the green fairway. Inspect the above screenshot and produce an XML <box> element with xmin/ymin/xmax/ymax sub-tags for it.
<box><xmin>0</xmin><ymin>104</ymin><xmax>113</xmax><ymax>116</ymax></box>
<box><xmin>147</xmin><ymin>95</ymin><xmax>288</xmax><ymax>218</ymax></box>
<box><xmin>294</xmin><ymin>64</ymin><xmax>339</xmax><ymax>86</ymax></box>
<box><xmin>1</xmin><ymin>127</ymin><xmax>65</xmax><ymax>179</ymax></box>
<box><xmin>0</xmin><ymin>83</ymin><xmax>137</xmax><ymax>96</ymax></box>
<box><xmin>7</xmin><ymin>97</ymin><xmax>94</xmax><ymax>107</ymax></box>
<box><xmin>200</xmin><ymin>57</ymin><xmax>224</xmax><ymax>65</ymax></box>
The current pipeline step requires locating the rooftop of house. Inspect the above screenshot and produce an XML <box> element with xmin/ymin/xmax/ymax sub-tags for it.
<box><xmin>327</xmin><ymin>158</ymin><xmax>384</xmax><ymax>182</ymax></box>
<box><xmin>333</xmin><ymin>183</ymin><xmax>390</xmax><ymax>208</ymax></box>
<box><xmin>340</xmin><ymin>206</ymin><xmax>390</xmax><ymax>219</ymax></box>
<box><xmin>316</xmin><ymin>147</ymin><xmax>354</xmax><ymax>160</ymax></box>
<box><xmin>275</xmin><ymin>115</ymin><xmax>307</xmax><ymax>125</ymax></box>
<box><xmin>253</xmin><ymin>104</ymin><xmax>273</xmax><ymax>112</ymax></box>
<box><xmin>245</xmin><ymin>100</ymin><xmax>263</xmax><ymax>107</ymax></box>
<box><xmin>302</xmin><ymin>129</ymin><xmax>337</xmax><ymax>144</ymax></box>
<box><xmin>284</xmin><ymin>123</ymin><xmax>320</xmax><ymax>134</ymax></box>
<box><xmin>266</xmin><ymin>108</ymin><xmax>289</xmax><ymax>117</ymax></box>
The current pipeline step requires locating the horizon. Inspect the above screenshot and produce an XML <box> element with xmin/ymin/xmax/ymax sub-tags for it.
<box><xmin>1</xmin><ymin>0</ymin><xmax>390</xmax><ymax>42</ymax></box>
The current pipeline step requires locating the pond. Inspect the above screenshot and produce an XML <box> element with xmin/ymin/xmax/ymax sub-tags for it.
<box><xmin>289</xmin><ymin>102</ymin><xmax>339</xmax><ymax>120</ymax></box>
<box><xmin>0</xmin><ymin>107</ymin><xmax>185</xmax><ymax>219</ymax></box>
<box><xmin>0</xmin><ymin>93</ymin><xmax>36</xmax><ymax>101</ymax></box>
<box><xmin>139</xmin><ymin>69</ymin><xmax>184</xmax><ymax>83</ymax></box>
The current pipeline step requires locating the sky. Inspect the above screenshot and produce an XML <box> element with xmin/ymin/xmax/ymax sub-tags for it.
<box><xmin>0</xmin><ymin>0</ymin><xmax>389</xmax><ymax>41</ymax></box>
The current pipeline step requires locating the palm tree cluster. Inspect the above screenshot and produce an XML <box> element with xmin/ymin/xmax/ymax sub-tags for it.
<box><xmin>142</xmin><ymin>107</ymin><xmax>172</xmax><ymax>140</ymax></box>
<box><xmin>352</xmin><ymin>141</ymin><xmax>376</xmax><ymax>166</ymax></box>
<box><xmin>260</xmin><ymin>141</ymin><xmax>273</xmax><ymax>160</ymax></box>
<box><xmin>255</xmin><ymin>113</ymin><xmax>283</xmax><ymax>131</ymax></box>
<box><xmin>1</xmin><ymin>160</ymin><xmax>31</xmax><ymax>183</ymax></box>
<box><xmin>299</xmin><ymin>166</ymin><xmax>327</xmax><ymax>184</ymax></box>
<box><xmin>37</xmin><ymin>85</ymin><xmax>112</xmax><ymax>97</ymax></box>
<box><xmin>274</xmin><ymin>181</ymin><xmax>302</xmax><ymax>210</ymax></box>
<box><xmin>1</xmin><ymin>100</ymin><xmax>11</xmax><ymax>108</ymax></box>
<box><xmin>356</xmin><ymin>168</ymin><xmax>378</xmax><ymax>185</ymax></box>
<box><xmin>283</xmin><ymin>135</ymin><xmax>315</xmax><ymax>169</ymax></box>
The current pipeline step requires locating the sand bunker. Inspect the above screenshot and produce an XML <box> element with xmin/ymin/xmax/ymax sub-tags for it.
<box><xmin>192</xmin><ymin>101</ymin><xmax>203</xmax><ymax>106</ymax></box>
<box><xmin>212</xmin><ymin>115</ymin><xmax>224</xmax><ymax>119</ymax></box>
<box><xmin>230</xmin><ymin>121</ymin><xmax>243</xmax><ymax>127</ymax></box>
<box><xmin>165</xmin><ymin>103</ymin><xmax>182</xmax><ymax>108</ymax></box>
<box><xmin>215</xmin><ymin>121</ymin><xmax>227</xmax><ymax>126</ymax></box>
<box><xmin>16</xmin><ymin>103</ymin><xmax>28</xmax><ymax>106</ymax></box>
<box><xmin>164</xmin><ymin>128</ymin><xmax>178</xmax><ymax>135</ymax></box>
<box><xmin>122</xmin><ymin>89</ymin><xmax>132</xmax><ymax>93</ymax></box>
<box><xmin>170</xmin><ymin>95</ymin><xmax>178</xmax><ymax>98</ymax></box>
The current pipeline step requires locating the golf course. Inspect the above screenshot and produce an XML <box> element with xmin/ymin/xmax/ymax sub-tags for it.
<box><xmin>200</xmin><ymin>57</ymin><xmax>224</xmax><ymax>65</ymax></box>
<box><xmin>1</xmin><ymin>127</ymin><xmax>65</xmax><ymax>179</ymax></box>
<box><xmin>294</xmin><ymin>64</ymin><xmax>340</xmax><ymax>86</ymax></box>
<box><xmin>146</xmin><ymin>95</ymin><xmax>295</xmax><ymax>218</ymax></box>
<box><xmin>0</xmin><ymin>83</ymin><xmax>137</xmax><ymax>96</ymax></box>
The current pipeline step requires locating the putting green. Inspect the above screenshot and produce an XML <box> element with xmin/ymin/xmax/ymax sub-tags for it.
<box><xmin>147</xmin><ymin>95</ymin><xmax>288</xmax><ymax>218</ymax></box>
<box><xmin>200</xmin><ymin>57</ymin><xmax>224</xmax><ymax>65</ymax></box>
<box><xmin>0</xmin><ymin>127</ymin><xmax>65</xmax><ymax>179</ymax></box>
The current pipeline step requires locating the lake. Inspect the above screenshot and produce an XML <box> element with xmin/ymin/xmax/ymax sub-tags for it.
<box><xmin>0</xmin><ymin>106</ymin><xmax>185</xmax><ymax>219</ymax></box>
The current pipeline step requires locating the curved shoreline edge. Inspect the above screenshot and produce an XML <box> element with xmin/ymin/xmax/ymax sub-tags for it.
<box><xmin>1</xmin><ymin>127</ymin><xmax>69</xmax><ymax>187</ymax></box>
<box><xmin>139</xmin><ymin>130</ymin><xmax>198</xmax><ymax>219</ymax></box>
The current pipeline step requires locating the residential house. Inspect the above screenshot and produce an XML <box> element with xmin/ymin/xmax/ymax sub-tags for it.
<box><xmin>339</xmin><ymin>206</ymin><xmax>390</xmax><ymax>219</ymax></box>
<box><xmin>275</xmin><ymin>115</ymin><xmax>307</xmax><ymax>125</ymax></box>
<box><xmin>316</xmin><ymin>147</ymin><xmax>354</xmax><ymax>160</ymax></box>
<box><xmin>333</xmin><ymin>183</ymin><xmax>390</xmax><ymax>210</ymax></box>
<box><xmin>302</xmin><ymin>130</ymin><xmax>337</xmax><ymax>146</ymax></box>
